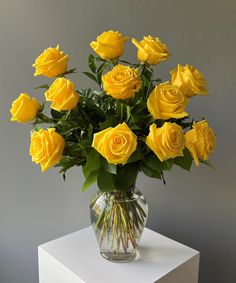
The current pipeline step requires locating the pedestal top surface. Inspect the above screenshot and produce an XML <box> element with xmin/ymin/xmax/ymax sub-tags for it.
<box><xmin>39</xmin><ymin>226</ymin><xmax>199</xmax><ymax>283</ymax></box>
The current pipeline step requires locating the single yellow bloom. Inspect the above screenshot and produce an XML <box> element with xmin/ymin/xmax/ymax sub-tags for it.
<box><xmin>171</xmin><ymin>64</ymin><xmax>208</xmax><ymax>98</ymax></box>
<box><xmin>90</xmin><ymin>30</ymin><xmax>129</xmax><ymax>60</ymax></box>
<box><xmin>92</xmin><ymin>122</ymin><xmax>137</xmax><ymax>165</ymax></box>
<box><xmin>32</xmin><ymin>45</ymin><xmax>69</xmax><ymax>78</ymax></box>
<box><xmin>147</xmin><ymin>82</ymin><xmax>189</xmax><ymax>120</ymax></box>
<box><xmin>45</xmin><ymin>78</ymin><xmax>79</xmax><ymax>111</ymax></box>
<box><xmin>146</xmin><ymin>123</ymin><xmax>185</xmax><ymax>161</ymax></box>
<box><xmin>132</xmin><ymin>36</ymin><xmax>170</xmax><ymax>65</ymax></box>
<box><xmin>30</xmin><ymin>128</ymin><xmax>65</xmax><ymax>172</ymax></box>
<box><xmin>102</xmin><ymin>64</ymin><xmax>141</xmax><ymax>100</ymax></box>
<box><xmin>185</xmin><ymin>120</ymin><xmax>216</xmax><ymax>166</ymax></box>
<box><xmin>10</xmin><ymin>93</ymin><xmax>40</xmax><ymax>123</ymax></box>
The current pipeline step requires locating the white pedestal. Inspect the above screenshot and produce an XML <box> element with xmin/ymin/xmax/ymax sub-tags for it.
<box><xmin>38</xmin><ymin>226</ymin><xmax>199</xmax><ymax>283</ymax></box>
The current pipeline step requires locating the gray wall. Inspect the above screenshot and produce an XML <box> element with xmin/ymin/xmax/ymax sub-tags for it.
<box><xmin>0</xmin><ymin>0</ymin><xmax>235</xmax><ymax>282</ymax></box>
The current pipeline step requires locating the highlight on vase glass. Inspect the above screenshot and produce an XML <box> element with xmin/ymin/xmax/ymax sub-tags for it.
<box><xmin>10</xmin><ymin>30</ymin><xmax>216</xmax><ymax>262</ymax></box>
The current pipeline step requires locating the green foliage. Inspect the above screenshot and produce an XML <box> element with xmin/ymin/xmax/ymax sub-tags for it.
<box><xmin>59</xmin><ymin>68</ymin><xmax>77</xmax><ymax>77</ymax></box>
<box><xmin>127</xmin><ymin>146</ymin><xmax>143</xmax><ymax>163</ymax></box>
<box><xmin>174</xmin><ymin>148</ymin><xmax>192</xmax><ymax>171</ymax></box>
<box><xmin>88</xmin><ymin>54</ymin><xmax>97</xmax><ymax>73</ymax></box>
<box><xmin>101</xmin><ymin>158</ymin><xmax>117</xmax><ymax>175</ymax></box>
<box><xmin>55</xmin><ymin>156</ymin><xmax>83</xmax><ymax>172</ymax></box>
<box><xmin>83</xmin><ymin>72</ymin><xmax>98</xmax><ymax>83</ymax></box>
<box><xmin>84</xmin><ymin>54</ymin><xmax>112</xmax><ymax>87</ymax></box>
<box><xmin>51</xmin><ymin>109</ymin><xmax>63</xmax><ymax>120</ymax></box>
<box><xmin>114</xmin><ymin>163</ymin><xmax>140</xmax><ymax>191</ymax></box>
<box><xmin>34</xmin><ymin>84</ymin><xmax>50</xmax><ymax>90</ymax></box>
<box><xmin>33</xmin><ymin>112</ymin><xmax>54</xmax><ymax>126</ymax></box>
<box><xmin>95</xmin><ymin>162</ymin><xmax>140</xmax><ymax>192</ymax></box>
<box><xmin>82</xmin><ymin>170</ymin><xmax>99</xmax><ymax>192</ymax></box>
<box><xmin>140</xmin><ymin>163</ymin><xmax>161</xmax><ymax>179</ymax></box>
<box><xmin>97</xmin><ymin>169</ymin><xmax>116</xmax><ymax>192</ymax></box>
<box><xmin>143</xmin><ymin>152</ymin><xmax>174</xmax><ymax>171</ymax></box>
<box><xmin>82</xmin><ymin>148</ymin><xmax>101</xmax><ymax>178</ymax></box>
<box><xmin>81</xmin><ymin>150</ymin><xmax>140</xmax><ymax>192</ymax></box>
<box><xmin>82</xmin><ymin>149</ymin><xmax>102</xmax><ymax>191</ymax></box>
<box><xmin>140</xmin><ymin>152</ymin><xmax>174</xmax><ymax>184</ymax></box>
<box><xmin>99</xmin><ymin>116</ymin><xmax>119</xmax><ymax>130</ymax></box>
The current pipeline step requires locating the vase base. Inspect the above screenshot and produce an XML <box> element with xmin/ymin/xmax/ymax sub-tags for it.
<box><xmin>100</xmin><ymin>251</ymin><xmax>137</xmax><ymax>263</ymax></box>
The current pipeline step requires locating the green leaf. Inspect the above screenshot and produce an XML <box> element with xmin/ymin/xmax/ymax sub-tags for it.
<box><xmin>94</xmin><ymin>56</ymin><xmax>107</xmax><ymax>62</ymax></box>
<box><xmin>51</xmin><ymin>109</ymin><xmax>63</xmax><ymax>119</ymax></box>
<box><xmin>174</xmin><ymin>148</ymin><xmax>192</xmax><ymax>171</ymax></box>
<box><xmin>102</xmin><ymin>158</ymin><xmax>117</xmax><ymax>174</ymax></box>
<box><xmin>127</xmin><ymin>147</ymin><xmax>143</xmax><ymax>163</ymax></box>
<box><xmin>153</xmin><ymin>78</ymin><xmax>162</xmax><ymax>83</ymax></box>
<box><xmin>143</xmin><ymin>153</ymin><xmax>174</xmax><ymax>171</ymax></box>
<box><xmin>97</xmin><ymin>62</ymin><xmax>108</xmax><ymax>75</ymax></box>
<box><xmin>97</xmin><ymin>169</ymin><xmax>115</xmax><ymax>192</ymax></box>
<box><xmin>118</xmin><ymin>59</ymin><xmax>134</xmax><ymax>65</ymax></box>
<box><xmin>82</xmin><ymin>148</ymin><xmax>101</xmax><ymax>178</ymax></box>
<box><xmin>131</xmin><ymin>102</ymin><xmax>147</xmax><ymax>115</ymax></box>
<box><xmin>125</xmin><ymin>105</ymin><xmax>131</xmax><ymax>122</ymax></box>
<box><xmin>115</xmin><ymin>163</ymin><xmax>139</xmax><ymax>190</ymax></box>
<box><xmin>141</xmin><ymin>163</ymin><xmax>161</xmax><ymax>179</ymax></box>
<box><xmin>34</xmin><ymin>84</ymin><xmax>50</xmax><ymax>90</ymax></box>
<box><xmin>82</xmin><ymin>170</ymin><xmax>99</xmax><ymax>191</ymax></box>
<box><xmin>55</xmin><ymin>156</ymin><xmax>78</xmax><ymax>170</ymax></box>
<box><xmin>83</xmin><ymin>72</ymin><xmax>98</xmax><ymax>83</ymax></box>
<box><xmin>60</xmin><ymin>110</ymin><xmax>71</xmax><ymax>122</ymax></box>
<box><xmin>65</xmin><ymin>143</ymin><xmax>84</xmax><ymax>157</ymax></box>
<box><xmin>57</xmin><ymin>121</ymin><xmax>80</xmax><ymax>137</ymax></box>
<box><xmin>141</xmin><ymin>64</ymin><xmax>153</xmax><ymax>81</ymax></box>
<box><xmin>85</xmin><ymin>124</ymin><xmax>93</xmax><ymax>144</ymax></box>
<box><xmin>58</xmin><ymin>68</ymin><xmax>77</xmax><ymax>77</ymax></box>
<box><xmin>99</xmin><ymin>116</ymin><xmax>118</xmax><ymax>130</ymax></box>
<box><xmin>162</xmin><ymin>159</ymin><xmax>174</xmax><ymax>170</ymax></box>
<box><xmin>96</xmin><ymin>62</ymin><xmax>109</xmax><ymax>84</ymax></box>
<box><xmin>88</xmin><ymin>54</ymin><xmax>97</xmax><ymax>73</ymax></box>
<box><xmin>35</xmin><ymin>113</ymin><xmax>54</xmax><ymax>124</ymax></box>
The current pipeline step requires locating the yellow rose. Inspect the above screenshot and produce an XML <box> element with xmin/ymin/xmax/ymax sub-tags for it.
<box><xmin>146</xmin><ymin>123</ymin><xmax>185</xmax><ymax>161</ymax></box>
<box><xmin>185</xmin><ymin>120</ymin><xmax>216</xmax><ymax>166</ymax></box>
<box><xmin>10</xmin><ymin>93</ymin><xmax>40</xmax><ymax>123</ymax></box>
<box><xmin>102</xmin><ymin>64</ymin><xmax>141</xmax><ymax>100</ymax></box>
<box><xmin>171</xmin><ymin>64</ymin><xmax>208</xmax><ymax>98</ymax></box>
<box><xmin>30</xmin><ymin>128</ymin><xmax>65</xmax><ymax>172</ymax></box>
<box><xmin>90</xmin><ymin>30</ymin><xmax>129</xmax><ymax>60</ymax></box>
<box><xmin>32</xmin><ymin>45</ymin><xmax>69</xmax><ymax>78</ymax></box>
<box><xmin>92</xmin><ymin>122</ymin><xmax>137</xmax><ymax>165</ymax></box>
<box><xmin>45</xmin><ymin>78</ymin><xmax>79</xmax><ymax>111</ymax></box>
<box><xmin>147</xmin><ymin>82</ymin><xmax>189</xmax><ymax>120</ymax></box>
<box><xmin>132</xmin><ymin>36</ymin><xmax>170</xmax><ymax>65</ymax></box>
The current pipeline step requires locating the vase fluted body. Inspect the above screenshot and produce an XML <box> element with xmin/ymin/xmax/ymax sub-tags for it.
<box><xmin>90</xmin><ymin>189</ymin><xmax>148</xmax><ymax>262</ymax></box>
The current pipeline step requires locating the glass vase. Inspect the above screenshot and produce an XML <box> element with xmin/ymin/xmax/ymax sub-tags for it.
<box><xmin>90</xmin><ymin>189</ymin><xmax>148</xmax><ymax>262</ymax></box>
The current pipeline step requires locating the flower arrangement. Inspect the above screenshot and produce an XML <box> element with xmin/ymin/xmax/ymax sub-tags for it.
<box><xmin>10</xmin><ymin>30</ymin><xmax>216</xmax><ymax>188</ymax></box>
<box><xmin>10</xmin><ymin>30</ymin><xmax>216</xmax><ymax>261</ymax></box>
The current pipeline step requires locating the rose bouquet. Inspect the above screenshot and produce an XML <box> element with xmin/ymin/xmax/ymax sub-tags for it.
<box><xmin>10</xmin><ymin>30</ymin><xmax>216</xmax><ymax>261</ymax></box>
